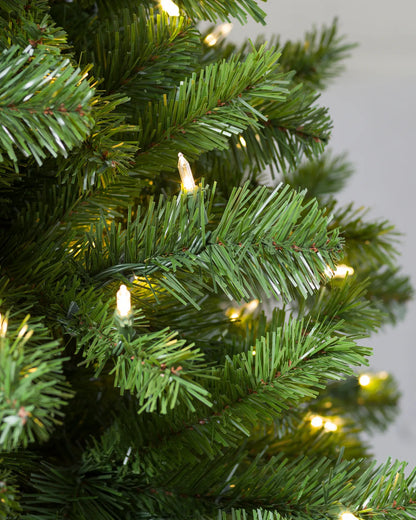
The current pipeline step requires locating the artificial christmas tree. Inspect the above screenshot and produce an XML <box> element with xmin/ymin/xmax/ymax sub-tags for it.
<box><xmin>0</xmin><ymin>0</ymin><xmax>414</xmax><ymax>518</ymax></box>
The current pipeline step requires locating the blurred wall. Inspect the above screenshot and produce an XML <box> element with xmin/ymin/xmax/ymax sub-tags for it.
<box><xmin>227</xmin><ymin>0</ymin><xmax>416</xmax><ymax>466</ymax></box>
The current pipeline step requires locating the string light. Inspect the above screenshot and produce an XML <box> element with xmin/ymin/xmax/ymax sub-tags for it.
<box><xmin>325</xmin><ymin>264</ymin><xmax>355</xmax><ymax>279</ymax></box>
<box><xmin>160</xmin><ymin>0</ymin><xmax>180</xmax><ymax>16</ymax></box>
<box><xmin>0</xmin><ymin>314</ymin><xmax>7</xmax><ymax>337</ymax></box>
<box><xmin>18</xmin><ymin>325</ymin><xmax>28</xmax><ymax>337</ymax></box>
<box><xmin>341</xmin><ymin>513</ymin><xmax>359</xmax><ymax>520</ymax></box>
<box><xmin>239</xmin><ymin>135</ymin><xmax>247</xmax><ymax>147</ymax></box>
<box><xmin>252</xmin><ymin>349</ymin><xmax>256</xmax><ymax>356</ymax></box>
<box><xmin>310</xmin><ymin>416</ymin><xmax>323</xmax><ymax>428</ymax></box>
<box><xmin>204</xmin><ymin>23</ymin><xmax>233</xmax><ymax>46</ymax></box>
<box><xmin>227</xmin><ymin>300</ymin><xmax>259</xmax><ymax>321</ymax></box>
<box><xmin>177</xmin><ymin>152</ymin><xmax>196</xmax><ymax>192</ymax></box>
<box><xmin>324</xmin><ymin>420</ymin><xmax>338</xmax><ymax>432</ymax></box>
<box><xmin>245</xmin><ymin>299</ymin><xmax>259</xmax><ymax>312</ymax></box>
<box><xmin>358</xmin><ymin>374</ymin><xmax>371</xmax><ymax>387</ymax></box>
<box><xmin>117</xmin><ymin>284</ymin><xmax>131</xmax><ymax>317</ymax></box>
<box><xmin>311</xmin><ymin>415</ymin><xmax>338</xmax><ymax>432</ymax></box>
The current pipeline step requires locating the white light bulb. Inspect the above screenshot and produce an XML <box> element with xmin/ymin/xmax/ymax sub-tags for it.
<box><xmin>18</xmin><ymin>325</ymin><xmax>28</xmax><ymax>337</ymax></box>
<box><xmin>245</xmin><ymin>299</ymin><xmax>259</xmax><ymax>312</ymax></box>
<box><xmin>178</xmin><ymin>152</ymin><xmax>196</xmax><ymax>192</ymax></box>
<box><xmin>341</xmin><ymin>513</ymin><xmax>359</xmax><ymax>520</ymax></box>
<box><xmin>117</xmin><ymin>284</ymin><xmax>131</xmax><ymax>317</ymax></box>
<box><xmin>325</xmin><ymin>264</ymin><xmax>354</xmax><ymax>279</ymax></box>
<box><xmin>160</xmin><ymin>0</ymin><xmax>180</xmax><ymax>16</ymax></box>
<box><xmin>310</xmin><ymin>416</ymin><xmax>323</xmax><ymax>428</ymax></box>
<box><xmin>204</xmin><ymin>23</ymin><xmax>233</xmax><ymax>47</ymax></box>
<box><xmin>359</xmin><ymin>374</ymin><xmax>371</xmax><ymax>387</ymax></box>
<box><xmin>324</xmin><ymin>420</ymin><xmax>338</xmax><ymax>432</ymax></box>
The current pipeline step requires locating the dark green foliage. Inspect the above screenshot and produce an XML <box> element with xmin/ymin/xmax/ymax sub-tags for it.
<box><xmin>0</xmin><ymin>0</ymin><xmax>413</xmax><ymax>518</ymax></box>
<box><xmin>0</xmin><ymin>45</ymin><xmax>94</xmax><ymax>166</ymax></box>
<box><xmin>0</xmin><ymin>310</ymin><xmax>72</xmax><ymax>450</ymax></box>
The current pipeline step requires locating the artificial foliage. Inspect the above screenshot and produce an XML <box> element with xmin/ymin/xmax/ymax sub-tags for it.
<box><xmin>0</xmin><ymin>0</ymin><xmax>414</xmax><ymax>518</ymax></box>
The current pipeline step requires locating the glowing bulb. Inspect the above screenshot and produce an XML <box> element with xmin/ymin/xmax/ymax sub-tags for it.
<box><xmin>117</xmin><ymin>284</ymin><xmax>131</xmax><ymax>317</ymax></box>
<box><xmin>178</xmin><ymin>152</ymin><xmax>196</xmax><ymax>192</ymax></box>
<box><xmin>229</xmin><ymin>484</ymin><xmax>236</xmax><ymax>488</ymax></box>
<box><xmin>252</xmin><ymin>350</ymin><xmax>256</xmax><ymax>356</ymax></box>
<box><xmin>359</xmin><ymin>374</ymin><xmax>371</xmax><ymax>387</ymax></box>
<box><xmin>324</xmin><ymin>420</ymin><xmax>338</xmax><ymax>432</ymax></box>
<box><xmin>245</xmin><ymin>299</ymin><xmax>259</xmax><ymax>312</ymax></box>
<box><xmin>204</xmin><ymin>34</ymin><xmax>218</xmax><ymax>46</ymax></box>
<box><xmin>18</xmin><ymin>325</ymin><xmax>28</xmax><ymax>337</ymax></box>
<box><xmin>325</xmin><ymin>264</ymin><xmax>354</xmax><ymax>279</ymax></box>
<box><xmin>230</xmin><ymin>312</ymin><xmax>239</xmax><ymax>320</ymax></box>
<box><xmin>310</xmin><ymin>416</ymin><xmax>323</xmax><ymax>428</ymax></box>
<box><xmin>239</xmin><ymin>135</ymin><xmax>247</xmax><ymax>147</ymax></box>
<box><xmin>341</xmin><ymin>513</ymin><xmax>359</xmax><ymax>520</ymax></box>
<box><xmin>160</xmin><ymin>0</ymin><xmax>180</xmax><ymax>16</ymax></box>
<box><xmin>203</xmin><ymin>23</ymin><xmax>233</xmax><ymax>47</ymax></box>
<box><xmin>0</xmin><ymin>319</ymin><xmax>7</xmax><ymax>337</ymax></box>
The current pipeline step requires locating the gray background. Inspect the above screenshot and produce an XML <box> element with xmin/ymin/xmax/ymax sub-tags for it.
<box><xmin>225</xmin><ymin>0</ymin><xmax>416</xmax><ymax>467</ymax></box>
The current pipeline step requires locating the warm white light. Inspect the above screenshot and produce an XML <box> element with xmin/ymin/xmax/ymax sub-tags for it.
<box><xmin>341</xmin><ymin>513</ymin><xmax>359</xmax><ymax>520</ymax></box>
<box><xmin>160</xmin><ymin>0</ymin><xmax>180</xmax><ymax>16</ymax></box>
<box><xmin>0</xmin><ymin>318</ymin><xmax>7</xmax><ymax>337</ymax></box>
<box><xmin>239</xmin><ymin>135</ymin><xmax>247</xmax><ymax>147</ymax></box>
<box><xmin>310</xmin><ymin>416</ymin><xmax>323</xmax><ymax>428</ymax></box>
<box><xmin>178</xmin><ymin>152</ymin><xmax>196</xmax><ymax>192</ymax></box>
<box><xmin>252</xmin><ymin>350</ymin><xmax>256</xmax><ymax>356</ymax></box>
<box><xmin>325</xmin><ymin>264</ymin><xmax>354</xmax><ymax>279</ymax></box>
<box><xmin>245</xmin><ymin>299</ymin><xmax>259</xmax><ymax>312</ymax></box>
<box><xmin>324</xmin><ymin>420</ymin><xmax>338</xmax><ymax>432</ymax></box>
<box><xmin>230</xmin><ymin>312</ymin><xmax>239</xmax><ymax>320</ymax></box>
<box><xmin>204</xmin><ymin>23</ymin><xmax>233</xmax><ymax>46</ymax></box>
<box><xmin>18</xmin><ymin>325</ymin><xmax>28</xmax><ymax>337</ymax></box>
<box><xmin>117</xmin><ymin>284</ymin><xmax>131</xmax><ymax>317</ymax></box>
<box><xmin>204</xmin><ymin>34</ymin><xmax>218</xmax><ymax>46</ymax></box>
<box><xmin>359</xmin><ymin>374</ymin><xmax>371</xmax><ymax>387</ymax></box>
<box><xmin>378</xmin><ymin>370</ymin><xmax>389</xmax><ymax>379</ymax></box>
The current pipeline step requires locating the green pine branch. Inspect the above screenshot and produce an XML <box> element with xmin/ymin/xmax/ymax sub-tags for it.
<box><xmin>133</xmin><ymin>45</ymin><xmax>292</xmax><ymax>175</ymax></box>
<box><xmin>362</xmin><ymin>267</ymin><xmax>413</xmax><ymax>324</ymax></box>
<box><xmin>0</xmin><ymin>45</ymin><xmax>95</xmax><ymax>166</ymax></box>
<box><xmin>278</xmin><ymin>18</ymin><xmax>357</xmax><ymax>89</ymax></box>
<box><xmin>176</xmin><ymin>0</ymin><xmax>267</xmax><ymax>25</ymax></box>
<box><xmin>76</xmin><ymin>183</ymin><xmax>341</xmax><ymax>306</ymax></box>
<box><xmin>283</xmin><ymin>151</ymin><xmax>354</xmax><ymax>203</ymax></box>
<box><xmin>330</xmin><ymin>203</ymin><xmax>400</xmax><ymax>268</ymax></box>
<box><xmin>64</xmin><ymin>291</ymin><xmax>211</xmax><ymax>414</ymax></box>
<box><xmin>201</xmin><ymin>19</ymin><xmax>355</xmax><ymax>91</ymax></box>
<box><xmin>102</xmin><ymin>317</ymin><xmax>369</xmax><ymax>462</ymax></box>
<box><xmin>88</xmin><ymin>8</ymin><xmax>201</xmax><ymax>100</ymax></box>
<box><xmin>0</xmin><ymin>309</ymin><xmax>72</xmax><ymax>450</ymax></box>
<box><xmin>0</xmin><ymin>0</ymin><xmax>66</xmax><ymax>53</ymax></box>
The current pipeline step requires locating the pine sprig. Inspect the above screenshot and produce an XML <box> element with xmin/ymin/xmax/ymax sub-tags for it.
<box><xmin>331</xmin><ymin>204</ymin><xmax>399</xmax><ymax>268</ymax></box>
<box><xmin>77</xmin><ymin>183</ymin><xmax>341</xmax><ymax>306</ymax></box>
<box><xmin>66</xmin><ymin>292</ymin><xmax>211</xmax><ymax>414</ymax></box>
<box><xmin>284</xmin><ymin>152</ymin><xmax>354</xmax><ymax>203</ymax></box>
<box><xmin>0</xmin><ymin>310</ymin><xmax>72</xmax><ymax>450</ymax></box>
<box><xmin>278</xmin><ymin>18</ymin><xmax>357</xmax><ymax>89</ymax></box>
<box><xmin>89</xmin><ymin>8</ymin><xmax>201</xmax><ymax>101</ymax></box>
<box><xmin>0</xmin><ymin>45</ymin><xmax>95</xmax><ymax>166</ymax></box>
<box><xmin>134</xmin><ymin>46</ymin><xmax>291</xmax><ymax>175</ymax></box>
<box><xmin>103</xmin><ymin>317</ymin><xmax>369</xmax><ymax>462</ymax></box>
<box><xmin>177</xmin><ymin>0</ymin><xmax>267</xmax><ymax>25</ymax></box>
